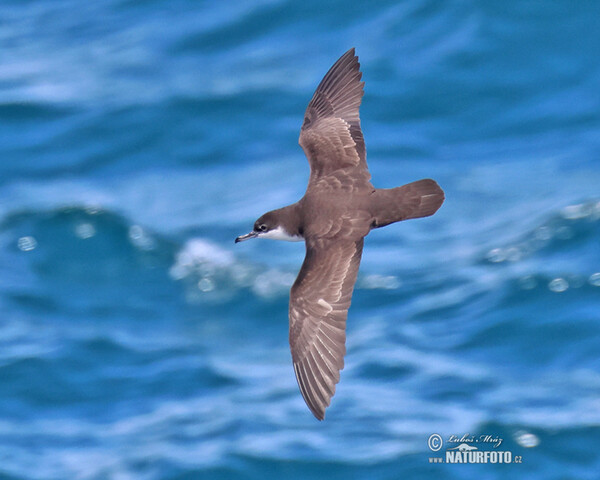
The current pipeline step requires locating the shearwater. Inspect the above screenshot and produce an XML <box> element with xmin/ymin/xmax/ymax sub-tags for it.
<box><xmin>235</xmin><ymin>48</ymin><xmax>444</xmax><ymax>420</ymax></box>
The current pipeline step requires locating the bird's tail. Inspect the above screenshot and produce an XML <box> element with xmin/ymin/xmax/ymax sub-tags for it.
<box><xmin>370</xmin><ymin>179</ymin><xmax>444</xmax><ymax>228</ymax></box>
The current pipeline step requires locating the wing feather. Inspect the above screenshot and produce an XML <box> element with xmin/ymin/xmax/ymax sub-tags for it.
<box><xmin>299</xmin><ymin>48</ymin><xmax>369</xmax><ymax>180</ymax></box>
<box><xmin>289</xmin><ymin>238</ymin><xmax>364</xmax><ymax>420</ymax></box>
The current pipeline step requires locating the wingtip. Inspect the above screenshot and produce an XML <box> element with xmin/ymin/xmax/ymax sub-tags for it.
<box><xmin>337</xmin><ymin>47</ymin><xmax>359</xmax><ymax>67</ymax></box>
<box><xmin>345</xmin><ymin>47</ymin><xmax>359</xmax><ymax>63</ymax></box>
<box><xmin>310</xmin><ymin>406</ymin><xmax>326</xmax><ymax>421</ymax></box>
<box><xmin>304</xmin><ymin>47</ymin><xmax>364</xmax><ymax>122</ymax></box>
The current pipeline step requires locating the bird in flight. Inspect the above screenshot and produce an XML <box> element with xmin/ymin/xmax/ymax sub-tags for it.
<box><xmin>236</xmin><ymin>48</ymin><xmax>444</xmax><ymax>420</ymax></box>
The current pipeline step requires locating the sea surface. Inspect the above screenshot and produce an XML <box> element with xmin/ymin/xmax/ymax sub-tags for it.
<box><xmin>1</xmin><ymin>1</ymin><xmax>600</xmax><ymax>479</ymax></box>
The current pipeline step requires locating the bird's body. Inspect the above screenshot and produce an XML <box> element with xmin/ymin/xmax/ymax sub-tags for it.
<box><xmin>236</xmin><ymin>49</ymin><xmax>444</xmax><ymax>420</ymax></box>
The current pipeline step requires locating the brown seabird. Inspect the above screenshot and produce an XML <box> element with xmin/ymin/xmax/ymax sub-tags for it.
<box><xmin>235</xmin><ymin>48</ymin><xmax>444</xmax><ymax>420</ymax></box>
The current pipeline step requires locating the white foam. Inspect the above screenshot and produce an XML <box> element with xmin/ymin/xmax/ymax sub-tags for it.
<box><xmin>170</xmin><ymin>239</ymin><xmax>234</xmax><ymax>282</ymax></box>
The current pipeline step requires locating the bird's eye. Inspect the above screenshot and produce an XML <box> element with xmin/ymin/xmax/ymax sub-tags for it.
<box><xmin>259</xmin><ymin>224</ymin><xmax>267</xmax><ymax>232</ymax></box>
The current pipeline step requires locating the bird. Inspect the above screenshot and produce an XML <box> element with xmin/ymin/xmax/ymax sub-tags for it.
<box><xmin>235</xmin><ymin>48</ymin><xmax>444</xmax><ymax>420</ymax></box>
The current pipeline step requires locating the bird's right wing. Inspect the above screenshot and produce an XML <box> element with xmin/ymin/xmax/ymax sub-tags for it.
<box><xmin>299</xmin><ymin>48</ymin><xmax>370</xmax><ymax>182</ymax></box>
<box><xmin>289</xmin><ymin>237</ymin><xmax>364</xmax><ymax>420</ymax></box>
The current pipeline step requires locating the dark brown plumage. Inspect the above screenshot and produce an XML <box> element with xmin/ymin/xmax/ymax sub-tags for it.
<box><xmin>236</xmin><ymin>48</ymin><xmax>444</xmax><ymax>420</ymax></box>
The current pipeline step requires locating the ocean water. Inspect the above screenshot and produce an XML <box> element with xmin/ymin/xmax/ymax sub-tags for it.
<box><xmin>1</xmin><ymin>1</ymin><xmax>600</xmax><ymax>479</ymax></box>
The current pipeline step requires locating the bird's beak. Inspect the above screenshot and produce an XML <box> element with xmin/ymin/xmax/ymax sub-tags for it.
<box><xmin>235</xmin><ymin>231</ymin><xmax>258</xmax><ymax>243</ymax></box>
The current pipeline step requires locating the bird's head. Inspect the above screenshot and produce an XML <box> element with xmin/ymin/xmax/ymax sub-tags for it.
<box><xmin>235</xmin><ymin>209</ymin><xmax>302</xmax><ymax>243</ymax></box>
<box><xmin>235</xmin><ymin>211</ymin><xmax>279</xmax><ymax>243</ymax></box>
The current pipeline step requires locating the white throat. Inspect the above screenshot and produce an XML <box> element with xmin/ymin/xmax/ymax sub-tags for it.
<box><xmin>259</xmin><ymin>226</ymin><xmax>302</xmax><ymax>242</ymax></box>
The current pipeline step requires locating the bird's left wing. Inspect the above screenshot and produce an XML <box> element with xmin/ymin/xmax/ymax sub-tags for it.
<box><xmin>289</xmin><ymin>237</ymin><xmax>364</xmax><ymax>420</ymax></box>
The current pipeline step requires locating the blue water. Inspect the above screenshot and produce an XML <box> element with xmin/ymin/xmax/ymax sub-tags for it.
<box><xmin>1</xmin><ymin>1</ymin><xmax>600</xmax><ymax>479</ymax></box>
